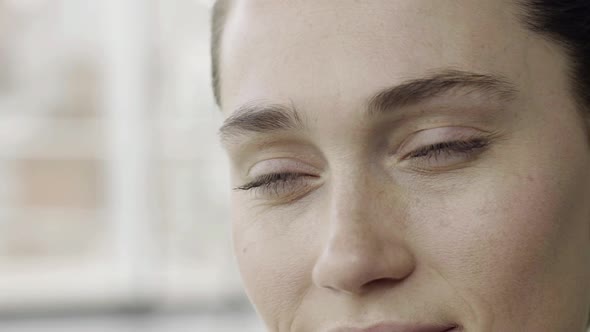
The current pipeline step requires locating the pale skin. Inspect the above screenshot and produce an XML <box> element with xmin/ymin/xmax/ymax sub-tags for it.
<box><xmin>216</xmin><ymin>0</ymin><xmax>590</xmax><ymax>331</ymax></box>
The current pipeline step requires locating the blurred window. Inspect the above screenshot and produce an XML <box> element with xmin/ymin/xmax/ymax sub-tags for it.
<box><xmin>0</xmin><ymin>0</ymin><xmax>245</xmax><ymax>316</ymax></box>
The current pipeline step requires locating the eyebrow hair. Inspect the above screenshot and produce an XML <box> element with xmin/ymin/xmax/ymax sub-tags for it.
<box><xmin>219</xmin><ymin>100</ymin><xmax>304</xmax><ymax>143</ymax></box>
<box><xmin>367</xmin><ymin>69</ymin><xmax>517</xmax><ymax>115</ymax></box>
<box><xmin>218</xmin><ymin>69</ymin><xmax>517</xmax><ymax>144</ymax></box>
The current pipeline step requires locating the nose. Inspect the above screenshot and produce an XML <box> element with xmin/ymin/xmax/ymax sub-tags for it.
<box><xmin>311</xmin><ymin>177</ymin><xmax>416</xmax><ymax>296</ymax></box>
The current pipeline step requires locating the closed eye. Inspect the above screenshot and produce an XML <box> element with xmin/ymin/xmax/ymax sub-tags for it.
<box><xmin>403</xmin><ymin>138</ymin><xmax>490</xmax><ymax>160</ymax></box>
<box><xmin>234</xmin><ymin>172</ymin><xmax>305</xmax><ymax>191</ymax></box>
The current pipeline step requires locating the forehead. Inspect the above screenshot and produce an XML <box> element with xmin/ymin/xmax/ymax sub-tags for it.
<box><xmin>219</xmin><ymin>0</ymin><xmax>528</xmax><ymax>114</ymax></box>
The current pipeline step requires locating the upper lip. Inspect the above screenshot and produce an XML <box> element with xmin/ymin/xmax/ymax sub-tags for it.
<box><xmin>328</xmin><ymin>321</ymin><xmax>457</xmax><ymax>332</ymax></box>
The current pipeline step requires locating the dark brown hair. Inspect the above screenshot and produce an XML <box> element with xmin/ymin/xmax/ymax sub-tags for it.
<box><xmin>519</xmin><ymin>0</ymin><xmax>590</xmax><ymax>114</ymax></box>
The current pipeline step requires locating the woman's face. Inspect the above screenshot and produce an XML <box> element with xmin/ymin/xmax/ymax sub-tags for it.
<box><xmin>217</xmin><ymin>0</ymin><xmax>590</xmax><ymax>331</ymax></box>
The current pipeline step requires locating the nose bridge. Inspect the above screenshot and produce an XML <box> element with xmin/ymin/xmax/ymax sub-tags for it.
<box><xmin>330</xmin><ymin>165</ymin><xmax>376</xmax><ymax>224</ymax></box>
<box><xmin>328</xmin><ymin>157</ymin><xmax>397</xmax><ymax>229</ymax></box>
<box><xmin>312</xmin><ymin>163</ymin><xmax>416</xmax><ymax>295</ymax></box>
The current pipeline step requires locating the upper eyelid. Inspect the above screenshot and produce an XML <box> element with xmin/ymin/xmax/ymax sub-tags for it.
<box><xmin>238</xmin><ymin>127</ymin><xmax>498</xmax><ymax>178</ymax></box>
<box><xmin>237</xmin><ymin>138</ymin><xmax>492</xmax><ymax>192</ymax></box>
<box><xmin>247</xmin><ymin>158</ymin><xmax>321</xmax><ymax>178</ymax></box>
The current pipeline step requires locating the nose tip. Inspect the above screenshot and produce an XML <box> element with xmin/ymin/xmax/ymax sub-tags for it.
<box><xmin>312</xmin><ymin>235</ymin><xmax>415</xmax><ymax>295</ymax></box>
<box><xmin>312</xmin><ymin>167</ymin><xmax>416</xmax><ymax>296</ymax></box>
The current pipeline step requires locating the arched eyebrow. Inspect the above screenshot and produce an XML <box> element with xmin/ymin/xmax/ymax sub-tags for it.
<box><xmin>219</xmin><ymin>100</ymin><xmax>304</xmax><ymax>143</ymax></box>
<box><xmin>367</xmin><ymin>69</ymin><xmax>516</xmax><ymax>115</ymax></box>
<box><xmin>218</xmin><ymin>69</ymin><xmax>517</xmax><ymax>145</ymax></box>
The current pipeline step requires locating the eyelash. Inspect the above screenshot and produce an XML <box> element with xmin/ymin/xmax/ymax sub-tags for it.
<box><xmin>402</xmin><ymin>137</ymin><xmax>490</xmax><ymax>160</ymax></box>
<box><xmin>234</xmin><ymin>173</ymin><xmax>304</xmax><ymax>191</ymax></box>
<box><xmin>234</xmin><ymin>138</ymin><xmax>490</xmax><ymax>192</ymax></box>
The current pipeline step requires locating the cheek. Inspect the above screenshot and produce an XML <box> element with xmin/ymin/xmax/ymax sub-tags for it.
<box><xmin>231</xmin><ymin>196</ymin><xmax>316</xmax><ymax>327</ymax></box>
<box><xmin>416</xmin><ymin>161</ymin><xmax>590</xmax><ymax>327</ymax></box>
<box><xmin>472</xmin><ymin>172</ymin><xmax>565</xmax><ymax>278</ymax></box>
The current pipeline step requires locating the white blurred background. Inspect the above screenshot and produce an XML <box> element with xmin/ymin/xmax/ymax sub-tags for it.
<box><xmin>0</xmin><ymin>0</ymin><xmax>262</xmax><ymax>330</ymax></box>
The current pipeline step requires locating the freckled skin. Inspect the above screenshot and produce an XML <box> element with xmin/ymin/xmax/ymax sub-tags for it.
<box><xmin>219</xmin><ymin>0</ymin><xmax>590</xmax><ymax>331</ymax></box>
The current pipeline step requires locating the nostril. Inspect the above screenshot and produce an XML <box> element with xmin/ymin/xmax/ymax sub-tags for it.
<box><xmin>362</xmin><ymin>277</ymin><xmax>399</xmax><ymax>293</ymax></box>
